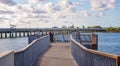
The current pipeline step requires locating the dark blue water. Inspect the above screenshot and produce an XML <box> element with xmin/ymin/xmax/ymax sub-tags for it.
<box><xmin>0</xmin><ymin>37</ymin><xmax>28</xmax><ymax>53</ymax></box>
<box><xmin>98</xmin><ymin>33</ymin><xmax>120</xmax><ymax>55</ymax></box>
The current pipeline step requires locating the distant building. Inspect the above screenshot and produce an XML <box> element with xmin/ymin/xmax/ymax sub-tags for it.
<box><xmin>52</xmin><ymin>26</ymin><xmax>58</xmax><ymax>28</ymax></box>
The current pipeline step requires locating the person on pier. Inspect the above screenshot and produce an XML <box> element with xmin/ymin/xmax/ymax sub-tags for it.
<box><xmin>76</xmin><ymin>31</ymin><xmax>82</xmax><ymax>44</ymax></box>
<box><xmin>35</xmin><ymin>30</ymin><xmax>41</xmax><ymax>38</ymax></box>
<box><xmin>49</xmin><ymin>31</ymin><xmax>54</xmax><ymax>42</ymax></box>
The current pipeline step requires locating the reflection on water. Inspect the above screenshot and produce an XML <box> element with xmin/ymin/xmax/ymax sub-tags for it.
<box><xmin>0</xmin><ymin>37</ymin><xmax>28</xmax><ymax>53</ymax></box>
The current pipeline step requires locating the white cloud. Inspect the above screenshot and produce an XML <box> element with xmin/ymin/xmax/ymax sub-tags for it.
<box><xmin>0</xmin><ymin>10</ymin><xmax>14</xmax><ymax>14</ymax></box>
<box><xmin>28</xmin><ymin>0</ymin><xmax>46</xmax><ymax>3</ymax></box>
<box><xmin>44</xmin><ymin>2</ymin><xmax>56</xmax><ymax>13</ymax></box>
<box><xmin>107</xmin><ymin>3</ymin><xmax>115</xmax><ymax>9</ymax></box>
<box><xmin>58</xmin><ymin>0</ymin><xmax>77</xmax><ymax>10</ymax></box>
<box><xmin>109</xmin><ymin>0</ymin><xmax>116</xmax><ymax>3</ymax></box>
<box><xmin>0</xmin><ymin>0</ymin><xmax>118</xmax><ymax>28</ymax></box>
<box><xmin>91</xmin><ymin>0</ymin><xmax>107</xmax><ymax>12</ymax></box>
<box><xmin>90</xmin><ymin>0</ymin><xmax>116</xmax><ymax>12</ymax></box>
<box><xmin>0</xmin><ymin>0</ymin><xmax>16</xmax><ymax>6</ymax></box>
<box><xmin>89</xmin><ymin>0</ymin><xmax>117</xmax><ymax>17</ymax></box>
<box><xmin>80</xmin><ymin>11</ymin><xmax>91</xmax><ymax>17</ymax></box>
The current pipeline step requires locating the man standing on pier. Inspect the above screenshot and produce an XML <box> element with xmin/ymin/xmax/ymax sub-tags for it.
<box><xmin>49</xmin><ymin>31</ymin><xmax>54</xmax><ymax>42</ymax></box>
<box><xmin>76</xmin><ymin>31</ymin><xmax>82</xmax><ymax>44</ymax></box>
<box><xmin>35</xmin><ymin>30</ymin><xmax>41</xmax><ymax>38</ymax></box>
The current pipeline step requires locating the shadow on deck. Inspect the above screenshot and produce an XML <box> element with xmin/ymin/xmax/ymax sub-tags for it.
<box><xmin>35</xmin><ymin>42</ymin><xmax>77</xmax><ymax>66</ymax></box>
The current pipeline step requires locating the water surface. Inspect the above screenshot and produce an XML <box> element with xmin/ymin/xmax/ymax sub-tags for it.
<box><xmin>0</xmin><ymin>37</ymin><xmax>28</xmax><ymax>53</ymax></box>
<box><xmin>98</xmin><ymin>33</ymin><xmax>120</xmax><ymax>55</ymax></box>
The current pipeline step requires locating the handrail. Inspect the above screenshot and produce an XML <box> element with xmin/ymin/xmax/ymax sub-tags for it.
<box><xmin>0</xmin><ymin>50</ymin><xmax>14</xmax><ymax>58</ymax></box>
<box><xmin>15</xmin><ymin>35</ymin><xmax>49</xmax><ymax>53</ymax></box>
<box><xmin>71</xmin><ymin>37</ymin><xmax>119</xmax><ymax>58</ymax></box>
<box><xmin>14</xmin><ymin>35</ymin><xmax>50</xmax><ymax>66</ymax></box>
<box><xmin>0</xmin><ymin>50</ymin><xmax>14</xmax><ymax>66</ymax></box>
<box><xmin>71</xmin><ymin>34</ymin><xmax>120</xmax><ymax>66</ymax></box>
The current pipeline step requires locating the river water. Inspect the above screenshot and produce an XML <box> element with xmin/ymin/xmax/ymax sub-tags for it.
<box><xmin>0</xmin><ymin>33</ymin><xmax>120</xmax><ymax>55</ymax></box>
<box><xmin>98</xmin><ymin>33</ymin><xmax>120</xmax><ymax>55</ymax></box>
<box><xmin>0</xmin><ymin>37</ymin><xmax>28</xmax><ymax>53</ymax></box>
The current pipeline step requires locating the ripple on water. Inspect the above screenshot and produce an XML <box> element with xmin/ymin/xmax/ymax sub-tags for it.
<box><xmin>0</xmin><ymin>37</ymin><xmax>28</xmax><ymax>53</ymax></box>
<box><xmin>98</xmin><ymin>33</ymin><xmax>120</xmax><ymax>55</ymax></box>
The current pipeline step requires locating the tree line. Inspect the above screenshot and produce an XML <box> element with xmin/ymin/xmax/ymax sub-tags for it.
<box><xmin>105</xmin><ymin>27</ymin><xmax>120</xmax><ymax>32</ymax></box>
<box><xmin>88</xmin><ymin>26</ymin><xmax>120</xmax><ymax>32</ymax></box>
<box><xmin>61</xmin><ymin>25</ymin><xmax>120</xmax><ymax>32</ymax></box>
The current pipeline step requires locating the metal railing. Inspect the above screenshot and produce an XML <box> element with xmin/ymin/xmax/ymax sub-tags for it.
<box><xmin>71</xmin><ymin>34</ymin><xmax>120</xmax><ymax>66</ymax></box>
<box><xmin>54</xmin><ymin>34</ymin><xmax>70</xmax><ymax>42</ymax></box>
<box><xmin>0</xmin><ymin>50</ymin><xmax>14</xmax><ymax>66</ymax></box>
<box><xmin>72</xmin><ymin>33</ymin><xmax>98</xmax><ymax>50</ymax></box>
<box><xmin>14</xmin><ymin>35</ymin><xmax>50</xmax><ymax>66</ymax></box>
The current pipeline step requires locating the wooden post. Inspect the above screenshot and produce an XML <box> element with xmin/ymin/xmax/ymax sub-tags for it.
<box><xmin>19</xmin><ymin>32</ymin><xmax>21</xmax><ymax>37</ymax></box>
<box><xmin>11</xmin><ymin>32</ymin><xmax>13</xmax><ymax>38</ymax></box>
<box><xmin>15</xmin><ymin>32</ymin><xmax>17</xmax><ymax>37</ymax></box>
<box><xmin>23</xmin><ymin>32</ymin><xmax>25</xmax><ymax>37</ymax></box>
<box><xmin>116</xmin><ymin>56</ymin><xmax>120</xmax><ymax>66</ymax></box>
<box><xmin>91</xmin><ymin>33</ymin><xmax>98</xmax><ymax>50</ymax></box>
<box><xmin>13</xmin><ymin>32</ymin><xmax>15</xmax><ymax>38</ymax></box>
<box><xmin>1</xmin><ymin>33</ymin><xmax>3</xmax><ymax>38</ymax></box>
<box><xmin>5</xmin><ymin>33</ymin><xmax>7</xmax><ymax>38</ymax></box>
<box><xmin>27</xmin><ymin>32</ymin><xmax>29</xmax><ymax>36</ymax></box>
<box><xmin>10</xmin><ymin>32</ymin><xmax>13</xmax><ymax>38</ymax></box>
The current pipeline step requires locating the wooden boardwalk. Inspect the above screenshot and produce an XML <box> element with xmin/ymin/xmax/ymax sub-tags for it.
<box><xmin>35</xmin><ymin>42</ymin><xmax>77</xmax><ymax>66</ymax></box>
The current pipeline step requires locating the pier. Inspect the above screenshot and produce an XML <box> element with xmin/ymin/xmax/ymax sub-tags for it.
<box><xmin>0</xmin><ymin>32</ymin><xmax>120</xmax><ymax>66</ymax></box>
<box><xmin>35</xmin><ymin>42</ymin><xmax>77</xmax><ymax>66</ymax></box>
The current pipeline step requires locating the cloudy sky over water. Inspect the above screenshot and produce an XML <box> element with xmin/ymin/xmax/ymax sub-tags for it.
<box><xmin>0</xmin><ymin>0</ymin><xmax>120</xmax><ymax>28</ymax></box>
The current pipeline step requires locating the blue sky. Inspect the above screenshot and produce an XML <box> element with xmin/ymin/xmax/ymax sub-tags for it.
<box><xmin>13</xmin><ymin>0</ymin><xmax>28</xmax><ymax>4</ymax></box>
<box><xmin>0</xmin><ymin>0</ymin><xmax>120</xmax><ymax>28</ymax></box>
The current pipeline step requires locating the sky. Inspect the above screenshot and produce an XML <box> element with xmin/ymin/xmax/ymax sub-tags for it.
<box><xmin>0</xmin><ymin>0</ymin><xmax>120</xmax><ymax>28</ymax></box>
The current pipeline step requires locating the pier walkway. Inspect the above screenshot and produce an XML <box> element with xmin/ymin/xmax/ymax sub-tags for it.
<box><xmin>35</xmin><ymin>42</ymin><xmax>77</xmax><ymax>66</ymax></box>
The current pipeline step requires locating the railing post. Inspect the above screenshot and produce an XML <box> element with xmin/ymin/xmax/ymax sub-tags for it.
<box><xmin>116</xmin><ymin>56</ymin><xmax>120</xmax><ymax>66</ymax></box>
<box><xmin>91</xmin><ymin>33</ymin><xmax>98</xmax><ymax>50</ymax></box>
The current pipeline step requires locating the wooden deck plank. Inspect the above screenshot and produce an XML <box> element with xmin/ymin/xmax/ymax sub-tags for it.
<box><xmin>35</xmin><ymin>42</ymin><xmax>77</xmax><ymax>66</ymax></box>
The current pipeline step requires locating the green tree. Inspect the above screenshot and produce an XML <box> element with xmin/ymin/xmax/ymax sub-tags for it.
<box><xmin>106</xmin><ymin>27</ymin><xmax>118</xmax><ymax>32</ymax></box>
<box><xmin>87</xmin><ymin>25</ymin><xmax>102</xmax><ymax>29</ymax></box>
